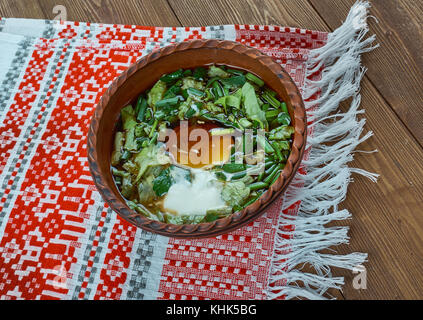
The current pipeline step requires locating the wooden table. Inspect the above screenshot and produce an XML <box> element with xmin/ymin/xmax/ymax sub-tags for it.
<box><xmin>1</xmin><ymin>0</ymin><xmax>422</xmax><ymax>300</ymax></box>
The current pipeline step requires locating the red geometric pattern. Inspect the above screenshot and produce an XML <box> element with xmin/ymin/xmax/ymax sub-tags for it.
<box><xmin>0</xmin><ymin>18</ymin><xmax>327</xmax><ymax>300</ymax></box>
<box><xmin>159</xmin><ymin>198</ymin><xmax>283</xmax><ymax>300</ymax></box>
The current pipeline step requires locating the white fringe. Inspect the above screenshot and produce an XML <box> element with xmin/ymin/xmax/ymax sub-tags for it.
<box><xmin>267</xmin><ymin>1</ymin><xmax>379</xmax><ymax>299</ymax></box>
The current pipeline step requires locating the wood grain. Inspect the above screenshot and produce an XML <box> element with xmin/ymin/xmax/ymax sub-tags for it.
<box><xmin>0</xmin><ymin>0</ymin><xmax>422</xmax><ymax>300</ymax></box>
<box><xmin>2</xmin><ymin>0</ymin><xmax>181</xmax><ymax>26</ymax></box>
<box><xmin>0</xmin><ymin>0</ymin><xmax>44</xmax><ymax>18</ymax></box>
<box><xmin>310</xmin><ymin>0</ymin><xmax>423</xmax><ymax>145</ymax></box>
<box><xmin>333</xmin><ymin>80</ymin><xmax>423</xmax><ymax>300</ymax></box>
<box><xmin>168</xmin><ymin>0</ymin><xmax>330</xmax><ymax>30</ymax></box>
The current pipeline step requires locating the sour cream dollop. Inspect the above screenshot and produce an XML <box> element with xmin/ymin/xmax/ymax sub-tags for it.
<box><xmin>163</xmin><ymin>169</ymin><xmax>225</xmax><ymax>216</ymax></box>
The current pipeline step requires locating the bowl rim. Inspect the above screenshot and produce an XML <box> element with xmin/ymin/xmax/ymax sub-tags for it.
<box><xmin>87</xmin><ymin>39</ymin><xmax>307</xmax><ymax>238</ymax></box>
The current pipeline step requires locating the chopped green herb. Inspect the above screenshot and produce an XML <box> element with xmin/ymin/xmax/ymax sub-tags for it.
<box><xmin>153</xmin><ymin>168</ymin><xmax>173</xmax><ymax>197</ymax></box>
<box><xmin>112</xmin><ymin>65</ymin><xmax>294</xmax><ymax>225</ymax></box>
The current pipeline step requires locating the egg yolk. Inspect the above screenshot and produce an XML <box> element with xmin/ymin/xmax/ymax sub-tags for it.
<box><xmin>167</xmin><ymin>123</ymin><xmax>233</xmax><ymax>168</ymax></box>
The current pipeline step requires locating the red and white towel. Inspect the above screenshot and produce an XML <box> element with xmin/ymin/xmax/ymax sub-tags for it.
<box><xmin>0</xmin><ymin>1</ymin><xmax>377</xmax><ymax>300</ymax></box>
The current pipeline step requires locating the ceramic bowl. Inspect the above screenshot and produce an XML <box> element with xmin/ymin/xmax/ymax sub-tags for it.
<box><xmin>87</xmin><ymin>39</ymin><xmax>306</xmax><ymax>238</ymax></box>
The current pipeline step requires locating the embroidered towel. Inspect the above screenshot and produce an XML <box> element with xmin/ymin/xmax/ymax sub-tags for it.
<box><xmin>0</xmin><ymin>1</ymin><xmax>377</xmax><ymax>300</ymax></box>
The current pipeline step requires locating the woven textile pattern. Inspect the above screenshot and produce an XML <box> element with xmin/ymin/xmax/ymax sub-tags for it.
<box><xmin>0</xmin><ymin>19</ymin><xmax>327</xmax><ymax>300</ymax></box>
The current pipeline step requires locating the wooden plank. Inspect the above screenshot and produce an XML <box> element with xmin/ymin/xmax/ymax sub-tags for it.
<box><xmin>168</xmin><ymin>0</ymin><xmax>423</xmax><ymax>299</ymax></box>
<box><xmin>0</xmin><ymin>0</ymin><xmax>44</xmax><ymax>19</ymax></box>
<box><xmin>0</xmin><ymin>0</ymin><xmax>181</xmax><ymax>26</ymax></box>
<box><xmin>168</xmin><ymin>0</ymin><xmax>331</xmax><ymax>30</ymax></box>
<box><xmin>333</xmin><ymin>79</ymin><xmax>423</xmax><ymax>300</ymax></box>
<box><xmin>304</xmin><ymin>1</ymin><xmax>423</xmax><ymax>298</ymax></box>
<box><xmin>37</xmin><ymin>0</ymin><xmax>181</xmax><ymax>26</ymax></box>
<box><xmin>309</xmin><ymin>0</ymin><xmax>423</xmax><ymax>146</ymax></box>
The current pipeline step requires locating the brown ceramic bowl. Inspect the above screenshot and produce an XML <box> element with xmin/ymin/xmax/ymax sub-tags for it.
<box><xmin>87</xmin><ymin>39</ymin><xmax>306</xmax><ymax>238</ymax></box>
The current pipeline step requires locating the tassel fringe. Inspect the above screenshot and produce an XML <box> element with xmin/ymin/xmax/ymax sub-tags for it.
<box><xmin>267</xmin><ymin>0</ymin><xmax>379</xmax><ymax>299</ymax></box>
